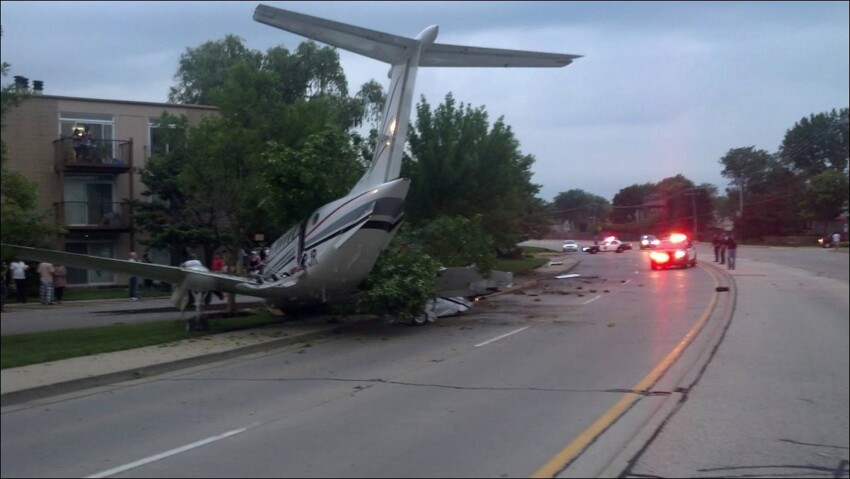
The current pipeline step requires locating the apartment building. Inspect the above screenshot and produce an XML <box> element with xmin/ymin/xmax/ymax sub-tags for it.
<box><xmin>3</xmin><ymin>89</ymin><xmax>218</xmax><ymax>286</ymax></box>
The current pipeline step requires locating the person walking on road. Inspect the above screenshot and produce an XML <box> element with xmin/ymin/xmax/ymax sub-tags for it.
<box><xmin>726</xmin><ymin>233</ymin><xmax>738</xmax><ymax>270</ymax></box>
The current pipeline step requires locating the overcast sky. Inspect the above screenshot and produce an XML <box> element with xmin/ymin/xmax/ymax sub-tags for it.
<box><xmin>2</xmin><ymin>1</ymin><xmax>848</xmax><ymax>202</ymax></box>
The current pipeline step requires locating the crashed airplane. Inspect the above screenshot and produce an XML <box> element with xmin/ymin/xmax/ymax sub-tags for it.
<box><xmin>3</xmin><ymin>4</ymin><xmax>579</xmax><ymax>326</ymax></box>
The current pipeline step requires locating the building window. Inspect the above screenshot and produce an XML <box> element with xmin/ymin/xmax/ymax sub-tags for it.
<box><xmin>65</xmin><ymin>242</ymin><xmax>115</xmax><ymax>285</ymax></box>
<box><xmin>60</xmin><ymin>112</ymin><xmax>115</xmax><ymax>158</ymax></box>
<box><xmin>64</xmin><ymin>177</ymin><xmax>115</xmax><ymax>226</ymax></box>
<box><xmin>149</xmin><ymin>117</ymin><xmax>184</xmax><ymax>157</ymax></box>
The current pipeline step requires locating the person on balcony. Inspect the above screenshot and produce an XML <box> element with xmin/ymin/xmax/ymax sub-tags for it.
<box><xmin>72</xmin><ymin>127</ymin><xmax>85</xmax><ymax>161</ymax></box>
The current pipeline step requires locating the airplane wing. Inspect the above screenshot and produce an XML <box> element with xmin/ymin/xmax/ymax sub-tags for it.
<box><xmin>2</xmin><ymin>244</ymin><xmax>262</xmax><ymax>299</ymax></box>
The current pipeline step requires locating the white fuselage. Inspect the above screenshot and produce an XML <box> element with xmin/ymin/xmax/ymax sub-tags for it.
<box><xmin>236</xmin><ymin>177</ymin><xmax>410</xmax><ymax>306</ymax></box>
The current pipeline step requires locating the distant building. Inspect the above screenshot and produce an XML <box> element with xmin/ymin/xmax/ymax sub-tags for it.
<box><xmin>4</xmin><ymin>92</ymin><xmax>218</xmax><ymax>286</ymax></box>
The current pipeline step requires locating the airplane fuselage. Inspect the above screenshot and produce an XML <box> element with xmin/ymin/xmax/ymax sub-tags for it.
<box><xmin>236</xmin><ymin>177</ymin><xmax>410</xmax><ymax>307</ymax></box>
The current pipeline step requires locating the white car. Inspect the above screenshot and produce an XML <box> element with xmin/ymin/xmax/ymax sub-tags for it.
<box><xmin>562</xmin><ymin>240</ymin><xmax>579</xmax><ymax>252</ymax></box>
<box><xmin>582</xmin><ymin>236</ymin><xmax>633</xmax><ymax>254</ymax></box>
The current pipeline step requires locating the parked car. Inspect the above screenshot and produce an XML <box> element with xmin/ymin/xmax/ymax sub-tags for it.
<box><xmin>649</xmin><ymin>233</ymin><xmax>697</xmax><ymax>269</ymax></box>
<box><xmin>639</xmin><ymin>234</ymin><xmax>660</xmax><ymax>250</ymax></box>
<box><xmin>562</xmin><ymin>240</ymin><xmax>579</xmax><ymax>252</ymax></box>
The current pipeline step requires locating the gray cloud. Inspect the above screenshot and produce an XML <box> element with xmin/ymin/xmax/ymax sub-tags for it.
<box><xmin>2</xmin><ymin>1</ymin><xmax>848</xmax><ymax>201</ymax></box>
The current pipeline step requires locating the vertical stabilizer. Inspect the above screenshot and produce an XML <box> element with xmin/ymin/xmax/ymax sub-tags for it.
<box><xmin>253</xmin><ymin>4</ymin><xmax>579</xmax><ymax>194</ymax></box>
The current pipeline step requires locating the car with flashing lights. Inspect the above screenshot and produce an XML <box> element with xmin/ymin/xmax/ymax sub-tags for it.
<box><xmin>649</xmin><ymin>233</ymin><xmax>697</xmax><ymax>270</ymax></box>
<box><xmin>562</xmin><ymin>239</ymin><xmax>579</xmax><ymax>252</ymax></box>
<box><xmin>582</xmin><ymin>236</ymin><xmax>633</xmax><ymax>254</ymax></box>
<box><xmin>639</xmin><ymin>234</ymin><xmax>660</xmax><ymax>250</ymax></box>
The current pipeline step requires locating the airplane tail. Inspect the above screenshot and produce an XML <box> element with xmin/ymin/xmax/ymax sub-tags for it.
<box><xmin>253</xmin><ymin>5</ymin><xmax>580</xmax><ymax>194</ymax></box>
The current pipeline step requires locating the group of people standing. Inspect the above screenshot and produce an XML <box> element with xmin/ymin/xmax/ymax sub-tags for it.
<box><xmin>3</xmin><ymin>259</ymin><xmax>68</xmax><ymax>306</ymax></box>
<box><xmin>712</xmin><ymin>232</ymin><xmax>738</xmax><ymax>270</ymax></box>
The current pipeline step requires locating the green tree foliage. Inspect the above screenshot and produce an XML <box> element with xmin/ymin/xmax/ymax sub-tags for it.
<box><xmin>257</xmin><ymin>130</ymin><xmax>365</xmax><ymax>233</ymax></box>
<box><xmin>412</xmin><ymin>215</ymin><xmax>496</xmax><ymax>275</ymax></box>
<box><xmin>405</xmin><ymin>93</ymin><xmax>548</xmax><ymax>251</ymax></box>
<box><xmin>1</xmin><ymin>54</ymin><xmax>58</xmax><ymax>251</ymax></box>
<box><xmin>356</xmin><ymin>230</ymin><xmax>441</xmax><ymax>322</ymax></box>
<box><xmin>652</xmin><ymin>175</ymin><xmax>714</xmax><ymax>235</ymax></box>
<box><xmin>130</xmin><ymin>114</ymin><xmax>224</xmax><ymax>264</ymax></box>
<box><xmin>552</xmin><ymin>189</ymin><xmax>610</xmax><ymax>232</ymax></box>
<box><xmin>800</xmin><ymin>170</ymin><xmax>849</xmax><ymax>222</ymax></box>
<box><xmin>140</xmin><ymin>35</ymin><xmax>378</xmax><ymax>265</ymax></box>
<box><xmin>734</xmin><ymin>165</ymin><xmax>806</xmax><ymax>239</ymax></box>
<box><xmin>610</xmin><ymin>183</ymin><xmax>654</xmax><ymax>223</ymax></box>
<box><xmin>719</xmin><ymin>146</ymin><xmax>774</xmax><ymax>215</ymax></box>
<box><xmin>779</xmin><ymin>108</ymin><xmax>849</xmax><ymax>177</ymax></box>
<box><xmin>168</xmin><ymin>35</ymin><xmax>263</xmax><ymax>105</ymax></box>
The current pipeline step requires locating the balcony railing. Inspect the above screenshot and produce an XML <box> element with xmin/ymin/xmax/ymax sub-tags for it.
<box><xmin>55</xmin><ymin>201</ymin><xmax>132</xmax><ymax>230</ymax></box>
<box><xmin>54</xmin><ymin>137</ymin><xmax>133</xmax><ymax>173</ymax></box>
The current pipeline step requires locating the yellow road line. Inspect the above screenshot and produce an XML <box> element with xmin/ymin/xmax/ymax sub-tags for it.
<box><xmin>532</xmin><ymin>265</ymin><xmax>721</xmax><ymax>478</ymax></box>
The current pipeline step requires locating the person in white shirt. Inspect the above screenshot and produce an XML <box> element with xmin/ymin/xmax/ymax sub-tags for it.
<box><xmin>180</xmin><ymin>254</ymin><xmax>203</xmax><ymax>268</ymax></box>
<box><xmin>128</xmin><ymin>252</ymin><xmax>139</xmax><ymax>301</ymax></box>
<box><xmin>9</xmin><ymin>260</ymin><xmax>29</xmax><ymax>303</ymax></box>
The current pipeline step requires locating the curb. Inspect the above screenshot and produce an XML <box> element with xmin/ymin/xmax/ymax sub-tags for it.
<box><xmin>0</xmin><ymin>319</ymin><xmax>370</xmax><ymax>407</ymax></box>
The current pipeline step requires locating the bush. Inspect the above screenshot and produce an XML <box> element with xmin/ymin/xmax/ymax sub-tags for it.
<box><xmin>356</xmin><ymin>243</ymin><xmax>440</xmax><ymax>321</ymax></box>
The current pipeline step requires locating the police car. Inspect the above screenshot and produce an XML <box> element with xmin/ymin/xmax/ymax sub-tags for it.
<box><xmin>582</xmin><ymin>236</ymin><xmax>633</xmax><ymax>254</ymax></box>
<box><xmin>649</xmin><ymin>233</ymin><xmax>697</xmax><ymax>270</ymax></box>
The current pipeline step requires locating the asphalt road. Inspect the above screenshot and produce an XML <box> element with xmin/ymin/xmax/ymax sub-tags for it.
<box><xmin>1</xmin><ymin>244</ymin><xmax>847</xmax><ymax>478</ymax></box>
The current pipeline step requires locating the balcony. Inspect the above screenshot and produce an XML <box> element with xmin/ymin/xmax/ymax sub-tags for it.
<box><xmin>54</xmin><ymin>137</ymin><xmax>133</xmax><ymax>174</ymax></box>
<box><xmin>55</xmin><ymin>201</ymin><xmax>132</xmax><ymax>231</ymax></box>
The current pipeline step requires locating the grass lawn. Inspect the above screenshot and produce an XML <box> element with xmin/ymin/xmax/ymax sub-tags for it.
<box><xmin>1</xmin><ymin>311</ymin><xmax>283</xmax><ymax>369</ymax></box>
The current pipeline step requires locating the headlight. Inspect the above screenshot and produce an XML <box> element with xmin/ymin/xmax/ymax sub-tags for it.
<box><xmin>650</xmin><ymin>251</ymin><xmax>670</xmax><ymax>263</ymax></box>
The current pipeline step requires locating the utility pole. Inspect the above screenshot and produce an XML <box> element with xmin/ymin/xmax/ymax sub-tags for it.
<box><xmin>685</xmin><ymin>189</ymin><xmax>700</xmax><ymax>240</ymax></box>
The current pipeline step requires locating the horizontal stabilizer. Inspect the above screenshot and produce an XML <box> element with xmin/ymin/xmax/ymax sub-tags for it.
<box><xmin>254</xmin><ymin>4</ymin><xmax>415</xmax><ymax>64</ymax></box>
<box><xmin>421</xmin><ymin>43</ymin><xmax>580</xmax><ymax>68</ymax></box>
<box><xmin>254</xmin><ymin>4</ymin><xmax>580</xmax><ymax>68</ymax></box>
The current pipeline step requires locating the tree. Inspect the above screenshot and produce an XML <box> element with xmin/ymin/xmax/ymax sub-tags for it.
<box><xmin>610</xmin><ymin>183</ymin><xmax>654</xmax><ymax>223</ymax></box>
<box><xmin>130</xmin><ymin>113</ymin><xmax>222</xmax><ymax>265</ymax></box>
<box><xmin>779</xmin><ymin>108</ymin><xmax>849</xmax><ymax>177</ymax></box>
<box><xmin>719</xmin><ymin>146</ymin><xmax>774</xmax><ymax>217</ymax></box>
<box><xmin>147</xmin><ymin>35</ymin><xmax>378</xmax><ymax>267</ymax></box>
<box><xmin>654</xmin><ymin>175</ymin><xmax>700</xmax><ymax>233</ymax></box>
<box><xmin>734</xmin><ymin>165</ymin><xmax>806</xmax><ymax>239</ymax></box>
<box><xmin>412</xmin><ymin>215</ymin><xmax>496</xmax><ymax>275</ymax></box>
<box><xmin>405</xmin><ymin>93</ymin><xmax>549</xmax><ymax>251</ymax></box>
<box><xmin>552</xmin><ymin>189</ymin><xmax>610</xmax><ymax>232</ymax></box>
<box><xmin>1</xmin><ymin>49</ymin><xmax>58</xmax><ymax>252</ymax></box>
<box><xmin>800</xmin><ymin>170</ymin><xmax>849</xmax><ymax>224</ymax></box>
<box><xmin>356</xmin><ymin>229</ymin><xmax>441</xmax><ymax>322</ymax></box>
<box><xmin>256</xmin><ymin>130</ymin><xmax>364</xmax><ymax>234</ymax></box>
<box><xmin>168</xmin><ymin>34</ymin><xmax>263</xmax><ymax>105</ymax></box>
